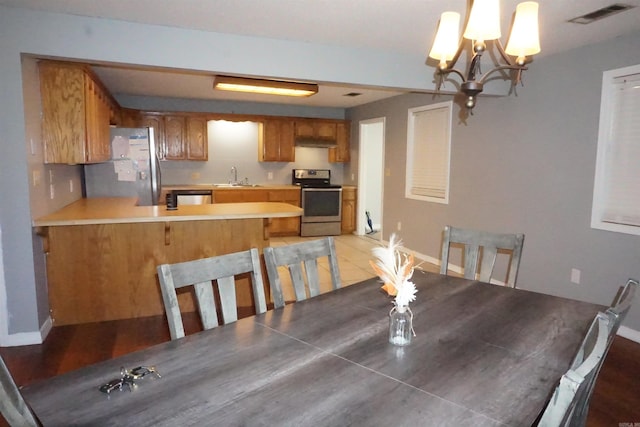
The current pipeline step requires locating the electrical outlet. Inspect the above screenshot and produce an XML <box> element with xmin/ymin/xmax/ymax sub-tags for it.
<box><xmin>351</xmin><ymin>173</ymin><xmax>355</xmax><ymax>181</ymax></box>
<box><xmin>69</xmin><ymin>179</ymin><xmax>74</xmax><ymax>193</ymax></box>
<box><xmin>191</xmin><ymin>172</ymin><xmax>201</xmax><ymax>181</ymax></box>
<box><xmin>571</xmin><ymin>268</ymin><xmax>581</xmax><ymax>284</ymax></box>
<box><xmin>267</xmin><ymin>172</ymin><xmax>273</xmax><ymax>180</ymax></box>
<box><xmin>397</xmin><ymin>221</ymin><xmax>402</xmax><ymax>231</ymax></box>
<box><xmin>32</xmin><ymin>170</ymin><xmax>41</xmax><ymax>187</ymax></box>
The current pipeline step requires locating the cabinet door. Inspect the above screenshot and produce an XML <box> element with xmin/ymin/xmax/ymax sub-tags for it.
<box><xmin>294</xmin><ymin>120</ymin><xmax>315</xmax><ymax>138</ymax></box>
<box><xmin>214</xmin><ymin>189</ymin><xmax>269</xmax><ymax>203</ymax></box>
<box><xmin>268</xmin><ymin>188</ymin><xmax>301</xmax><ymax>236</ymax></box>
<box><xmin>260</xmin><ymin>120</ymin><xmax>281</xmax><ymax>162</ymax></box>
<box><xmin>260</xmin><ymin>119</ymin><xmax>295</xmax><ymax>162</ymax></box>
<box><xmin>40</xmin><ymin>63</ymin><xmax>87</xmax><ymax>164</ymax></box>
<box><xmin>84</xmin><ymin>77</ymin><xmax>111</xmax><ymax>163</ymax></box>
<box><xmin>316</xmin><ymin>121</ymin><xmax>337</xmax><ymax>139</ymax></box>
<box><xmin>139</xmin><ymin>114</ymin><xmax>165</xmax><ymax>159</ymax></box>
<box><xmin>278</xmin><ymin>120</ymin><xmax>295</xmax><ymax>162</ymax></box>
<box><xmin>329</xmin><ymin>121</ymin><xmax>351</xmax><ymax>163</ymax></box>
<box><xmin>186</xmin><ymin>116</ymin><xmax>208</xmax><ymax>160</ymax></box>
<box><xmin>163</xmin><ymin>115</ymin><xmax>186</xmax><ymax>160</ymax></box>
<box><xmin>341</xmin><ymin>187</ymin><xmax>357</xmax><ymax>234</ymax></box>
<box><xmin>119</xmin><ymin>108</ymin><xmax>140</xmax><ymax>128</ymax></box>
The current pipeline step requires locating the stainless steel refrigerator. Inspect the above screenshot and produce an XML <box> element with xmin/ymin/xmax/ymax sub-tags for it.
<box><xmin>84</xmin><ymin>127</ymin><xmax>161</xmax><ymax>206</ymax></box>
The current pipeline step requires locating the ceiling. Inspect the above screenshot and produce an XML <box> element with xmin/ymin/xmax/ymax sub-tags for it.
<box><xmin>3</xmin><ymin>0</ymin><xmax>639</xmax><ymax>108</ymax></box>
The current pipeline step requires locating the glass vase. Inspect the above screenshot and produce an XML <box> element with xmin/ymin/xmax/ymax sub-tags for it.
<box><xmin>389</xmin><ymin>305</ymin><xmax>413</xmax><ymax>346</ymax></box>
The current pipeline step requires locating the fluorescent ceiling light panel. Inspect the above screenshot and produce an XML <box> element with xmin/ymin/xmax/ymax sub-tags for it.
<box><xmin>214</xmin><ymin>76</ymin><xmax>318</xmax><ymax>97</ymax></box>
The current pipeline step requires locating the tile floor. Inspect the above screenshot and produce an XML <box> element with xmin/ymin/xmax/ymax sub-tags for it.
<box><xmin>270</xmin><ymin>234</ymin><xmax>440</xmax><ymax>302</ymax></box>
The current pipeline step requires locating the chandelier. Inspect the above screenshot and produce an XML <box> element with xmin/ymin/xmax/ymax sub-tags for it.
<box><xmin>428</xmin><ymin>0</ymin><xmax>541</xmax><ymax>110</ymax></box>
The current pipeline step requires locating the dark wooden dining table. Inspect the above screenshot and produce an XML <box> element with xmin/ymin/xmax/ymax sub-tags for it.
<box><xmin>22</xmin><ymin>270</ymin><xmax>604</xmax><ymax>426</ymax></box>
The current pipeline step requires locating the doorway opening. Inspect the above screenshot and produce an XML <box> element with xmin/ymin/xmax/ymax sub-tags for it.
<box><xmin>357</xmin><ymin>118</ymin><xmax>385</xmax><ymax>241</ymax></box>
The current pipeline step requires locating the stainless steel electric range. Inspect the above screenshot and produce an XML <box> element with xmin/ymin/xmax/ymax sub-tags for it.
<box><xmin>292</xmin><ymin>169</ymin><xmax>342</xmax><ymax>237</ymax></box>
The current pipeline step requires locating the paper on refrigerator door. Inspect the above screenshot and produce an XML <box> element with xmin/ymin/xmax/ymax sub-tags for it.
<box><xmin>111</xmin><ymin>135</ymin><xmax>130</xmax><ymax>159</ymax></box>
<box><xmin>112</xmin><ymin>159</ymin><xmax>136</xmax><ymax>182</ymax></box>
<box><xmin>129</xmin><ymin>138</ymin><xmax>150</xmax><ymax>171</ymax></box>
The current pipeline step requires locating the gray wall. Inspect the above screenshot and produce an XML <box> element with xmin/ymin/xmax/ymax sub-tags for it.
<box><xmin>1</xmin><ymin>4</ymin><xmax>430</xmax><ymax>340</ymax></box>
<box><xmin>347</xmin><ymin>32</ymin><xmax>640</xmax><ymax>333</ymax></box>
<box><xmin>0</xmin><ymin>4</ymin><xmax>638</xmax><ymax>341</ymax></box>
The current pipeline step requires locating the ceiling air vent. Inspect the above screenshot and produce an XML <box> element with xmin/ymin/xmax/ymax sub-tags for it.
<box><xmin>343</xmin><ymin>92</ymin><xmax>362</xmax><ymax>97</ymax></box>
<box><xmin>568</xmin><ymin>4</ymin><xmax>635</xmax><ymax>24</ymax></box>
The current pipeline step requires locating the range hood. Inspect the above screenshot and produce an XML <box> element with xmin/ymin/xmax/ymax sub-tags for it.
<box><xmin>294</xmin><ymin>137</ymin><xmax>337</xmax><ymax>148</ymax></box>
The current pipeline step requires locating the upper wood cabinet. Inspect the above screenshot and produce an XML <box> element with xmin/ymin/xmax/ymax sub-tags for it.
<box><xmin>259</xmin><ymin>118</ymin><xmax>295</xmax><ymax>162</ymax></box>
<box><xmin>329</xmin><ymin>121</ymin><xmax>351</xmax><ymax>163</ymax></box>
<box><xmin>186</xmin><ymin>116</ymin><xmax>208</xmax><ymax>160</ymax></box>
<box><xmin>39</xmin><ymin>61</ymin><xmax>118</xmax><ymax>164</ymax></box>
<box><xmin>163</xmin><ymin>115</ymin><xmax>186</xmax><ymax>160</ymax></box>
<box><xmin>137</xmin><ymin>113</ymin><xmax>207</xmax><ymax>161</ymax></box>
<box><xmin>294</xmin><ymin>119</ymin><xmax>337</xmax><ymax>140</ymax></box>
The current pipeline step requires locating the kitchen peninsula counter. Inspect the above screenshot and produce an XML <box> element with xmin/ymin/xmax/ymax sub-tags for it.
<box><xmin>34</xmin><ymin>198</ymin><xmax>302</xmax><ymax>325</ymax></box>
<box><xmin>33</xmin><ymin>197</ymin><xmax>302</xmax><ymax>226</ymax></box>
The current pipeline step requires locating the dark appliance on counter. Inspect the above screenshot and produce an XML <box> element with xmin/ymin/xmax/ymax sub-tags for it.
<box><xmin>84</xmin><ymin>127</ymin><xmax>161</xmax><ymax>206</ymax></box>
<box><xmin>292</xmin><ymin>169</ymin><xmax>342</xmax><ymax>237</ymax></box>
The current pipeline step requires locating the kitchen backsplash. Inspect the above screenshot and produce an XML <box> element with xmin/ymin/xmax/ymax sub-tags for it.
<box><xmin>160</xmin><ymin>120</ymin><xmax>345</xmax><ymax>186</ymax></box>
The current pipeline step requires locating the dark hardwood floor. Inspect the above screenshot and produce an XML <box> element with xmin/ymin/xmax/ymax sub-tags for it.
<box><xmin>1</xmin><ymin>314</ymin><xmax>640</xmax><ymax>426</ymax></box>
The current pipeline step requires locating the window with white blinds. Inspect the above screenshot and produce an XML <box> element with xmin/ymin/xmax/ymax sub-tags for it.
<box><xmin>405</xmin><ymin>101</ymin><xmax>452</xmax><ymax>204</ymax></box>
<box><xmin>591</xmin><ymin>64</ymin><xmax>640</xmax><ymax>235</ymax></box>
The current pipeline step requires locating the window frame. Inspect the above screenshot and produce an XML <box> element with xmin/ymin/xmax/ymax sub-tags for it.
<box><xmin>591</xmin><ymin>63</ymin><xmax>640</xmax><ymax>236</ymax></box>
<box><xmin>405</xmin><ymin>101</ymin><xmax>452</xmax><ymax>204</ymax></box>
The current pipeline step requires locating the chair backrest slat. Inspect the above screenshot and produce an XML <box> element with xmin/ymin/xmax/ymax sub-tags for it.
<box><xmin>157</xmin><ymin>248</ymin><xmax>267</xmax><ymax>340</ymax></box>
<box><xmin>440</xmin><ymin>225</ymin><xmax>525</xmax><ymax>287</ymax></box>
<box><xmin>264</xmin><ymin>237</ymin><xmax>341</xmax><ymax>309</ymax></box>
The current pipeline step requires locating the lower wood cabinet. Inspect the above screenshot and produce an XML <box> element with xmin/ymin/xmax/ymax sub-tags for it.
<box><xmin>213</xmin><ymin>188</ymin><xmax>301</xmax><ymax>236</ymax></box>
<box><xmin>41</xmin><ymin>219</ymin><xmax>268</xmax><ymax>325</ymax></box>
<box><xmin>341</xmin><ymin>187</ymin><xmax>357</xmax><ymax>234</ymax></box>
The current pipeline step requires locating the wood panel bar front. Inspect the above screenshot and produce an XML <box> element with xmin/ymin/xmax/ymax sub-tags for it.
<box><xmin>45</xmin><ymin>218</ymin><xmax>268</xmax><ymax>325</ymax></box>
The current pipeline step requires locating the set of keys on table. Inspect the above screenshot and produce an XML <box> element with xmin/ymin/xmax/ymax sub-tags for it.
<box><xmin>99</xmin><ymin>366</ymin><xmax>161</xmax><ymax>394</ymax></box>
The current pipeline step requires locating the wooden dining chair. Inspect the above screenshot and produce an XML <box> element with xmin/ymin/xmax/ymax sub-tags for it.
<box><xmin>1</xmin><ymin>355</ymin><xmax>41</xmax><ymax>427</ymax></box>
<box><xmin>607</xmin><ymin>278</ymin><xmax>638</xmax><ymax>335</ymax></box>
<box><xmin>440</xmin><ymin>225</ymin><xmax>525</xmax><ymax>287</ymax></box>
<box><xmin>568</xmin><ymin>278</ymin><xmax>638</xmax><ymax>425</ymax></box>
<box><xmin>157</xmin><ymin>248</ymin><xmax>267</xmax><ymax>340</ymax></box>
<box><xmin>264</xmin><ymin>237</ymin><xmax>341</xmax><ymax>309</ymax></box>
<box><xmin>538</xmin><ymin>311</ymin><xmax>614</xmax><ymax>427</ymax></box>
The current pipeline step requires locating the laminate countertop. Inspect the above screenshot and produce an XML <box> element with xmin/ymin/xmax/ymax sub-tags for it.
<box><xmin>163</xmin><ymin>184</ymin><xmax>300</xmax><ymax>191</ymax></box>
<box><xmin>32</xmin><ymin>197</ymin><xmax>303</xmax><ymax>227</ymax></box>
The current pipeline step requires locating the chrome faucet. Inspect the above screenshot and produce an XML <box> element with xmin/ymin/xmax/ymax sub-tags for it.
<box><xmin>230</xmin><ymin>166</ymin><xmax>238</xmax><ymax>184</ymax></box>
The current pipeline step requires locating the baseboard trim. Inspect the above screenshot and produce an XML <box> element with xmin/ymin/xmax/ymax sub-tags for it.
<box><xmin>618</xmin><ymin>326</ymin><xmax>640</xmax><ymax>343</ymax></box>
<box><xmin>0</xmin><ymin>315</ymin><xmax>52</xmax><ymax>347</ymax></box>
